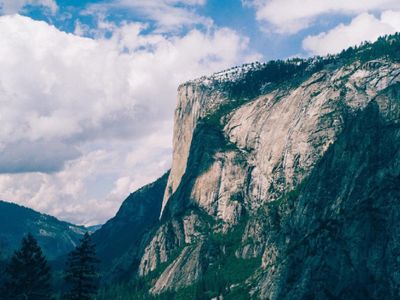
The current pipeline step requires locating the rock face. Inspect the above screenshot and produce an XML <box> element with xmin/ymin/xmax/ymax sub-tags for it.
<box><xmin>161</xmin><ymin>84</ymin><xmax>227</xmax><ymax>216</ymax></box>
<box><xmin>255</xmin><ymin>83</ymin><xmax>400</xmax><ymax>299</ymax></box>
<box><xmin>133</xmin><ymin>35</ymin><xmax>400</xmax><ymax>298</ymax></box>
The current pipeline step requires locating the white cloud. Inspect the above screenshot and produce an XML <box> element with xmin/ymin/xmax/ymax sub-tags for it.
<box><xmin>0</xmin><ymin>14</ymin><xmax>259</xmax><ymax>225</ymax></box>
<box><xmin>244</xmin><ymin>0</ymin><xmax>400</xmax><ymax>34</ymax></box>
<box><xmin>303</xmin><ymin>11</ymin><xmax>400</xmax><ymax>55</ymax></box>
<box><xmin>0</xmin><ymin>0</ymin><xmax>57</xmax><ymax>14</ymax></box>
<box><xmin>86</xmin><ymin>0</ymin><xmax>212</xmax><ymax>32</ymax></box>
<box><xmin>0</xmin><ymin>150</ymin><xmax>111</xmax><ymax>225</ymax></box>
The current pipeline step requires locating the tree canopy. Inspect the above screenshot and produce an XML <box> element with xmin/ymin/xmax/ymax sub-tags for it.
<box><xmin>64</xmin><ymin>233</ymin><xmax>100</xmax><ymax>300</ymax></box>
<box><xmin>1</xmin><ymin>233</ymin><xmax>52</xmax><ymax>300</ymax></box>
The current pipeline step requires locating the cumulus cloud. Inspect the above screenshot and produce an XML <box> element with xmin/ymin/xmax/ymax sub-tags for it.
<box><xmin>0</xmin><ymin>150</ymin><xmax>110</xmax><ymax>224</ymax></box>
<box><xmin>0</xmin><ymin>14</ymin><xmax>258</xmax><ymax>225</ymax></box>
<box><xmin>0</xmin><ymin>135</ymin><xmax>173</xmax><ymax>225</ymax></box>
<box><xmin>244</xmin><ymin>0</ymin><xmax>400</xmax><ymax>34</ymax></box>
<box><xmin>303</xmin><ymin>11</ymin><xmax>400</xmax><ymax>55</ymax></box>
<box><xmin>0</xmin><ymin>0</ymin><xmax>57</xmax><ymax>14</ymax></box>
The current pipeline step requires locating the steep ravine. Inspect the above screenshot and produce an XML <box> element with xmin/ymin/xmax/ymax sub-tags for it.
<box><xmin>93</xmin><ymin>172</ymin><xmax>169</xmax><ymax>283</ymax></box>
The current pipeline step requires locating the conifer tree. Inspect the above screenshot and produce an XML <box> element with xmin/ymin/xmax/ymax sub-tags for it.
<box><xmin>0</xmin><ymin>245</ymin><xmax>7</xmax><ymax>297</ymax></box>
<box><xmin>2</xmin><ymin>233</ymin><xmax>52</xmax><ymax>300</ymax></box>
<box><xmin>63</xmin><ymin>232</ymin><xmax>100</xmax><ymax>300</ymax></box>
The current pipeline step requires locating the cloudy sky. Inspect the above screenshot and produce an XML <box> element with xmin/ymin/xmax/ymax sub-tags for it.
<box><xmin>0</xmin><ymin>0</ymin><xmax>399</xmax><ymax>225</ymax></box>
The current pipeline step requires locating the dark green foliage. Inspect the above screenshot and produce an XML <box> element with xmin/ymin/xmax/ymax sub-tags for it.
<box><xmin>224</xmin><ymin>59</ymin><xmax>309</xmax><ymax>100</ymax></box>
<box><xmin>196</xmin><ymin>221</ymin><xmax>260</xmax><ymax>299</ymax></box>
<box><xmin>63</xmin><ymin>233</ymin><xmax>100</xmax><ymax>300</ymax></box>
<box><xmin>213</xmin><ymin>32</ymin><xmax>400</xmax><ymax>103</ymax></box>
<box><xmin>0</xmin><ymin>246</ymin><xmax>6</xmax><ymax>287</ymax></box>
<box><xmin>96</xmin><ymin>220</ymin><xmax>260</xmax><ymax>300</ymax></box>
<box><xmin>157</xmin><ymin>203</ymin><xmax>262</xmax><ymax>298</ymax></box>
<box><xmin>97</xmin><ymin>278</ymin><xmax>150</xmax><ymax>300</ymax></box>
<box><xmin>337</xmin><ymin>33</ymin><xmax>400</xmax><ymax>63</ymax></box>
<box><xmin>1</xmin><ymin>233</ymin><xmax>52</xmax><ymax>300</ymax></box>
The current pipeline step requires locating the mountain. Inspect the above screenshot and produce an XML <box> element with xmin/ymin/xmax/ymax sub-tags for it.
<box><xmin>0</xmin><ymin>200</ymin><xmax>86</xmax><ymax>260</ymax></box>
<box><xmin>99</xmin><ymin>34</ymin><xmax>400</xmax><ymax>299</ymax></box>
<box><xmin>92</xmin><ymin>172</ymin><xmax>169</xmax><ymax>282</ymax></box>
<box><xmin>86</xmin><ymin>224</ymin><xmax>103</xmax><ymax>233</ymax></box>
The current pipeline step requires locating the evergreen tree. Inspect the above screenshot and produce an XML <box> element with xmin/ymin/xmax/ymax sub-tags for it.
<box><xmin>1</xmin><ymin>233</ymin><xmax>52</xmax><ymax>300</ymax></box>
<box><xmin>0</xmin><ymin>245</ymin><xmax>6</xmax><ymax>295</ymax></box>
<box><xmin>63</xmin><ymin>232</ymin><xmax>100</xmax><ymax>300</ymax></box>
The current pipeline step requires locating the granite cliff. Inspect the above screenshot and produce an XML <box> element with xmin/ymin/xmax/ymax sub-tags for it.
<box><xmin>100</xmin><ymin>34</ymin><xmax>400</xmax><ymax>299</ymax></box>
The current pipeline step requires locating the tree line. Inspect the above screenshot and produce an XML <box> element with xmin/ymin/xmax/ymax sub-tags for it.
<box><xmin>0</xmin><ymin>232</ymin><xmax>99</xmax><ymax>300</ymax></box>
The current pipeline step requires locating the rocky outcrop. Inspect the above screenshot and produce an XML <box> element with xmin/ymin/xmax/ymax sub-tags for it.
<box><xmin>151</xmin><ymin>243</ymin><xmax>204</xmax><ymax>294</ymax></box>
<box><xmin>139</xmin><ymin>212</ymin><xmax>206</xmax><ymax>278</ymax></box>
<box><xmin>139</xmin><ymin>220</ymin><xmax>185</xmax><ymax>277</ymax></box>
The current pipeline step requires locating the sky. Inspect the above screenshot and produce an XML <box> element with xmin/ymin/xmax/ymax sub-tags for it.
<box><xmin>0</xmin><ymin>0</ymin><xmax>399</xmax><ymax>225</ymax></box>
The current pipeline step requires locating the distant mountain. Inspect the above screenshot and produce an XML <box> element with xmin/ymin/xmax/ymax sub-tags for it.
<box><xmin>0</xmin><ymin>200</ymin><xmax>87</xmax><ymax>260</ymax></box>
<box><xmin>86</xmin><ymin>224</ymin><xmax>102</xmax><ymax>233</ymax></box>
<box><xmin>92</xmin><ymin>171</ymin><xmax>169</xmax><ymax>282</ymax></box>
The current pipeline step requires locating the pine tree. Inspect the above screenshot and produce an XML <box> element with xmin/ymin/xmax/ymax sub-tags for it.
<box><xmin>63</xmin><ymin>232</ymin><xmax>100</xmax><ymax>300</ymax></box>
<box><xmin>0</xmin><ymin>245</ymin><xmax>6</xmax><ymax>296</ymax></box>
<box><xmin>1</xmin><ymin>233</ymin><xmax>52</xmax><ymax>300</ymax></box>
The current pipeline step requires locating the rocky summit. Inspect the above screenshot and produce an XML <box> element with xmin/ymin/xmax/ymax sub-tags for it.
<box><xmin>96</xmin><ymin>34</ymin><xmax>400</xmax><ymax>299</ymax></box>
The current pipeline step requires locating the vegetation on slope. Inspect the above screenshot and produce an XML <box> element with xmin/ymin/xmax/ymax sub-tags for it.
<box><xmin>205</xmin><ymin>33</ymin><xmax>400</xmax><ymax>102</ymax></box>
<box><xmin>0</xmin><ymin>200</ymin><xmax>86</xmax><ymax>260</ymax></box>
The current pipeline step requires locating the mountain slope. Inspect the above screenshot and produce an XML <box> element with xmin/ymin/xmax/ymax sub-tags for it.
<box><xmin>127</xmin><ymin>34</ymin><xmax>400</xmax><ymax>299</ymax></box>
<box><xmin>92</xmin><ymin>172</ymin><xmax>169</xmax><ymax>282</ymax></box>
<box><xmin>0</xmin><ymin>200</ymin><xmax>86</xmax><ymax>260</ymax></box>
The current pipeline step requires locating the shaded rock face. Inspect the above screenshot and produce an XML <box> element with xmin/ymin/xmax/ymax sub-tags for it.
<box><xmin>161</xmin><ymin>84</ymin><xmax>227</xmax><ymax>216</ymax></box>
<box><xmin>257</xmin><ymin>93</ymin><xmax>400</xmax><ymax>299</ymax></box>
<box><xmin>134</xmin><ymin>38</ymin><xmax>400</xmax><ymax>298</ymax></box>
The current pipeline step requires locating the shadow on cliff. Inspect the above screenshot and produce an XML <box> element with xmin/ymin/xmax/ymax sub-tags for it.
<box><xmin>259</xmin><ymin>84</ymin><xmax>400</xmax><ymax>299</ymax></box>
<box><xmin>161</xmin><ymin>119</ymin><xmax>241</xmax><ymax>221</ymax></box>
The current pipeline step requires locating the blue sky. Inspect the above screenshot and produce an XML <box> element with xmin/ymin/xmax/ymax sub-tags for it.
<box><xmin>0</xmin><ymin>0</ymin><xmax>399</xmax><ymax>225</ymax></box>
<box><xmin>14</xmin><ymin>0</ymin><xmax>363</xmax><ymax>59</ymax></box>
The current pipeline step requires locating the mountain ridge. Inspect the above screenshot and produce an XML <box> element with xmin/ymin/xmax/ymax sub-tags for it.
<box><xmin>0</xmin><ymin>200</ymin><xmax>87</xmax><ymax>260</ymax></box>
